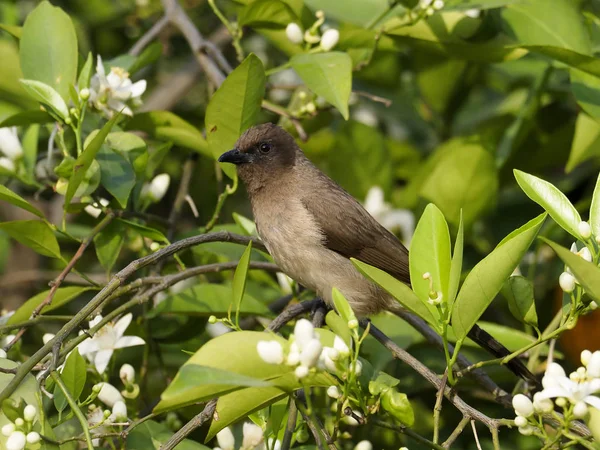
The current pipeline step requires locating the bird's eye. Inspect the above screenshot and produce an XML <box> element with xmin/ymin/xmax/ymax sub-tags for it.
<box><xmin>259</xmin><ymin>143</ymin><xmax>271</xmax><ymax>153</ymax></box>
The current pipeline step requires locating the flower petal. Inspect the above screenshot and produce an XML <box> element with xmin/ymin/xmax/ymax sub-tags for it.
<box><xmin>585</xmin><ymin>395</ymin><xmax>600</xmax><ymax>410</ymax></box>
<box><xmin>94</xmin><ymin>349</ymin><xmax>114</xmax><ymax>374</ymax></box>
<box><xmin>77</xmin><ymin>337</ymin><xmax>98</xmax><ymax>355</ymax></box>
<box><xmin>114</xmin><ymin>336</ymin><xmax>145</xmax><ymax>349</ymax></box>
<box><xmin>113</xmin><ymin>313</ymin><xmax>133</xmax><ymax>338</ymax></box>
<box><xmin>129</xmin><ymin>80</ymin><xmax>147</xmax><ymax>98</ymax></box>
<box><xmin>535</xmin><ymin>387</ymin><xmax>569</xmax><ymax>400</ymax></box>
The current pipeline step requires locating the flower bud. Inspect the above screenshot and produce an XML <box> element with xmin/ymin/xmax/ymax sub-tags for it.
<box><xmin>65</xmin><ymin>117</ymin><xmax>72</xmax><ymax>125</ymax></box>
<box><xmin>579</xmin><ymin>221</ymin><xmax>592</xmax><ymax>239</ymax></box>
<box><xmin>144</xmin><ymin>173</ymin><xmax>170</xmax><ymax>202</ymax></box>
<box><xmin>591</xmin><ymin>301</ymin><xmax>599</xmax><ymax>310</ymax></box>
<box><xmin>559</xmin><ymin>272</ymin><xmax>576</xmax><ymax>293</ymax></box>
<box><xmin>305</xmin><ymin>102</ymin><xmax>316</xmax><ymax>114</ymax></box>
<box><xmin>573</xmin><ymin>401</ymin><xmax>588</xmax><ymax>418</ymax></box>
<box><xmin>348</xmin><ymin>318</ymin><xmax>359</xmax><ymax>329</ymax></box>
<box><xmin>23</xmin><ymin>404</ymin><xmax>37</xmax><ymax>422</ymax></box>
<box><xmin>327</xmin><ymin>385</ymin><xmax>341</xmax><ymax>399</ymax></box>
<box><xmin>257</xmin><ymin>340</ymin><xmax>284</xmax><ymax>365</ymax></box>
<box><xmin>354</xmin><ymin>440</ymin><xmax>373</xmax><ymax>450</ymax></box>
<box><xmin>316</xmin><ymin>10</ymin><xmax>325</xmax><ymax>19</ymax></box>
<box><xmin>295</xmin><ymin>365</ymin><xmax>309</xmax><ymax>378</ymax></box>
<box><xmin>556</xmin><ymin>397</ymin><xmax>567</xmax><ymax>407</ymax></box>
<box><xmin>42</xmin><ymin>333</ymin><xmax>55</xmax><ymax>345</ymax></box>
<box><xmin>512</xmin><ymin>394</ymin><xmax>534</xmax><ymax>418</ymax></box>
<box><xmin>285</xmin><ymin>23</ymin><xmax>303</xmax><ymax>44</ymax></box>
<box><xmin>296</xmin><ymin>427</ymin><xmax>309</xmax><ymax>443</ymax></box>
<box><xmin>300</xmin><ymin>338</ymin><xmax>323</xmax><ymax>368</ymax></box>
<box><xmin>2</xmin><ymin>423</ymin><xmax>15</xmax><ymax>437</ymax></box>
<box><xmin>333</xmin><ymin>336</ymin><xmax>350</xmax><ymax>357</ymax></box>
<box><xmin>69</xmin><ymin>107</ymin><xmax>78</xmax><ymax>117</ymax></box>
<box><xmin>26</xmin><ymin>432</ymin><xmax>41</xmax><ymax>444</ymax></box>
<box><xmin>582</xmin><ymin>349</ymin><xmax>593</xmax><ymax>366</ymax></box>
<box><xmin>294</xmin><ymin>319</ymin><xmax>315</xmax><ymax>350</ymax></box>
<box><xmin>532</xmin><ymin>393</ymin><xmax>553</xmax><ymax>413</ymax></box>
<box><xmin>97</xmin><ymin>382</ymin><xmax>124</xmax><ymax>407</ymax></box>
<box><xmin>6</xmin><ymin>431</ymin><xmax>26</xmax><ymax>450</ymax></box>
<box><xmin>287</xmin><ymin>342</ymin><xmax>301</xmax><ymax>366</ymax></box>
<box><xmin>111</xmin><ymin>400</ymin><xmax>128</xmax><ymax>420</ymax></box>
<box><xmin>80</xmin><ymin>88</ymin><xmax>90</xmax><ymax>100</ymax></box>
<box><xmin>242</xmin><ymin>422</ymin><xmax>264</xmax><ymax>449</ymax></box>
<box><xmin>0</xmin><ymin>127</ymin><xmax>23</xmax><ymax>159</ymax></box>
<box><xmin>120</xmin><ymin>364</ymin><xmax>135</xmax><ymax>384</ymax></box>
<box><xmin>0</xmin><ymin>349</ymin><xmax>6</xmax><ymax>358</ymax></box>
<box><xmin>354</xmin><ymin>360</ymin><xmax>363</xmax><ymax>376</ymax></box>
<box><xmin>518</xmin><ymin>426</ymin><xmax>534</xmax><ymax>436</ymax></box>
<box><xmin>586</xmin><ymin>351</ymin><xmax>600</xmax><ymax>378</ymax></box>
<box><xmin>0</xmin><ymin>157</ymin><xmax>15</xmax><ymax>172</ymax></box>
<box><xmin>514</xmin><ymin>415</ymin><xmax>528</xmax><ymax>427</ymax></box>
<box><xmin>216</xmin><ymin>427</ymin><xmax>235</xmax><ymax>450</ymax></box>
<box><xmin>14</xmin><ymin>418</ymin><xmax>24</xmax><ymax>427</ymax></box>
<box><xmin>208</xmin><ymin>315</ymin><xmax>217</xmax><ymax>324</ymax></box>
<box><xmin>579</xmin><ymin>247</ymin><xmax>593</xmax><ymax>262</ymax></box>
<box><xmin>320</xmin><ymin>29</ymin><xmax>339</xmax><ymax>51</ymax></box>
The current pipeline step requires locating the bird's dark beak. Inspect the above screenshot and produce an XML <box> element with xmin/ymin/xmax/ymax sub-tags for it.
<box><xmin>218</xmin><ymin>148</ymin><xmax>252</xmax><ymax>165</ymax></box>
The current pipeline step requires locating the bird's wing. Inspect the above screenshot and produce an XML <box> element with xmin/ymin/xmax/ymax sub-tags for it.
<box><xmin>300</xmin><ymin>168</ymin><xmax>410</xmax><ymax>284</ymax></box>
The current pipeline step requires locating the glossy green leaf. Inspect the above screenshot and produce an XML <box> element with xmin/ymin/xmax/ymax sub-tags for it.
<box><xmin>0</xmin><ymin>110</ymin><xmax>52</xmax><ymax>128</ymax></box>
<box><xmin>65</xmin><ymin>113</ymin><xmax>120</xmax><ymax>207</ymax></box>
<box><xmin>410</xmin><ymin>203</ymin><xmax>451</xmax><ymax>313</ymax></box>
<box><xmin>524</xmin><ymin>45</ymin><xmax>600</xmax><ymax>78</ymax></box>
<box><xmin>126</xmin><ymin>111</ymin><xmax>209</xmax><ymax>157</ymax></box>
<box><xmin>352</xmin><ymin>258</ymin><xmax>439</xmax><ymax>330</ymax></box>
<box><xmin>53</xmin><ymin>349</ymin><xmax>86</xmax><ymax>413</ymax></box>
<box><xmin>19</xmin><ymin>79</ymin><xmax>69</xmax><ymax>120</ymax></box>
<box><xmin>19</xmin><ymin>1</ymin><xmax>78</xmax><ymax>101</ymax></box>
<box><xmin>381</xmin><ymin>389</ymin><xmax>414</xmax><ymax>426</ymax></box>
<box><xmin>0</xmin><ymin>24</ymin><xmax>21</xmax><ymax>39</ymax></box>
<box><xmin>451</xmin><ymin>214</ymin><xmax>546</xmax><ymax>341</ymax></box>
<box><xmin>20</xmin><ymin>124</ymin><xmax>39</xmax><ymax>181</ymax></box>
<box><xmin>502</xmin><ymin>275</ymin><xmax>538</xmax><ymax>328</ymax></box>
<box><xmin>541</xmin><ymin>238</ymin><xmax>600</xmax><ymax>302</ymax></box>
<box><xmin>97</xmin><ymin>144</ymin><xmax>136</xmax><ymax>208</ymax></box>
<box><xmin>150</xmin><ymin>283</ymin><xmax>270</xmax><ymax>317</ymax></box>
<box><xmin>77</xmin><ymin>52</ymin><xmax>94</xmax><ymax>91</ymax></box>
<box><xmin>514</xmin><ymin>169</ymin><xmax>581</xmax><ymax>239</ymax></box>
<box><xmin>331</xmin><ymin>287</ymin><xmax>356</xmax><ymax>324</ymax></box>
<box><xmin>591</xmin><ymin>174</ymin><xmax>600</xmax><ymax>239</ymax></box>
<box><xmin>447</xmin><ymin>211</ymin><xmax>463</xmax><ymax>308</ymax></box>
<box><xmin>421</xmin><ymin>137</ymin><xmax>498</xmax><ymax>227</ymax></box>
<box><xmin>94</xmin><ymin>220</ymin><xmax>125</xmax><ymax>272</ymax></box>
<box><xmin>239</xmin><ymin>0</ymin><xmax>297</xmax><ymax>28</ymax></box>
<box><xmin>116</xmin><ymin>218</ymin><xmax>168</xmax><ymax>243</ymax></box>
<box><xmin>8</xmin><ymin>286</ymin><xmax>97</xmax><ymax>324</ymax></box>
<box><xmin>325</xmin><ymin>310</ymin><xmax>352</xmax><ymax>347</ymax></box>
<box><xmin>0</xmin><ymin>220</ymin><xmax>61</xmax><ymax>259</ymax></box>
<box><xmin>208</xmin><ymin>53</ymin><xmax>266</xmax><ymax>180</ymax></box>
<box><xmin>233</xmin><ymin>242</ymin><xmax>253</xmax><ymax>322</ymax></box>
<box><xmin>106</xmin><ymin>131</ymin><xmax>148</xmax><ymax>178</ymax></box>
<box><xmin>0</xmin><ymin>185</ymin><xmax>43</xmax><ymax>218</ymax></box>
<box><xmin>127</xmin><ymin>420</ymin><xmax>210</xmax><ymax>450</ymax></box>
<box><xmin>571</xmin><ymin>69</ymin><xmax>600</xmax><ymax>122</ymax></box>
<box><xmin>304</xmin><ymin>0</ymin><xmax>388</xmax><ymax>27</ymax></box>
<box><xmin>567</xmin><ymin>113</ymin><xmax>600</xmax><ymax>173</ymax></box>
<box><xmin>291</xmin><ymin>52</ymin><xmax>351</xmax><ymax>120</ymax></box>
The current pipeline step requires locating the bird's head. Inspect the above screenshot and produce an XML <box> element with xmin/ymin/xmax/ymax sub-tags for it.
<box><xmin>218</xmin><ymin>123</ymin><xmax>299</xmax><ymax>186</ymax></box>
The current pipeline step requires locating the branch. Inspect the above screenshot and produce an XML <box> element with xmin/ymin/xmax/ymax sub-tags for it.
<box><xmin>369</xmin><ymin>417</ymin><xmax>444</xmax><ymax>450</ymax></box>
<box><xmin>160</xmin><ymin>399</ymin><xmax>217</xmax><ymax>450</ymax></box>
<box><xmin>267</xmin><ymin>299</ymin><xmax>323</xmax><ymax>333</ymax></box>
<box><xmin>129</xmin><ymin>15</ymin><xmax>170</xmax><ymax>56</ymax></box>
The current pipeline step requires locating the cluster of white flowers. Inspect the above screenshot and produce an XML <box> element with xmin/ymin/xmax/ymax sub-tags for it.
<box><xmin>0</xmin><ymin>127</ymin><xmax>23</xmax><ymax>173</ymax></box>
<box><xmin>1</xmin><ymin>404</ymin><xmax>41</xmax><ymax>450</ymax></box>
<box><xmin>78</xmin><ymin>313</ymin><xmax>145</xmax><ymax>374</ymax></box>
<box><xmin>419</xmin><ymin>0</ymin><xmax>445</xmax><ymax>16</ymax></box>
<box><xmin>363</xmin><ymin>186</ymin><xmax>415</xmax><ymax>244</ymax></box>
<box><xmin>215</xmin><ymin>422</ymin><xmax>270</xmax><ymax>450</ymax></box>
<box><xmin>285</xmin><ymin>10</ymin><xmax>339</xmax><ymax>51</ymax></box>
<box><xmin>257</xmin><ymin>319</ymin><xmax>355</xmax><ymax>380</ymax></box>
<box><xmin>88</xmin><ymin>56</ymin><xmax>146</xmax><ymax>117</ymax></box>
<box><xmin>513</xmin><ymin>351</ymin><xmax>600</xmax><ymax>436</ymax></box>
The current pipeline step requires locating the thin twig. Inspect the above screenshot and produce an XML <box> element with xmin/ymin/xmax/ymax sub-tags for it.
<box><xmin>433</xmin><ymin>370</ymin><xmax>448</xmax><ymax>444</ymax></box>
<box><xmin>442</xmin><ymin>415</ymin><xmax>470</xmax><ymax>448</ymax></box>
<box><xmin>353</xmin><ymin>90</ymin><xmax>392</xmax><ymax>107</ymax></box>
<box><xmin>281</xmin><ymin>398</ymin><xmax>298</xmax><ymax>450</ymax></box>
<box><xmin>471</xmin><ymin>420</ymin><xmax>483</xmax><ymax>450</ymax></box>
<box><xmin>160</xmin><ymin>399</ymin><xmax>217</xmax><ymax>450</ymax></box>
<box><xmin>267</xmin><ymin>300</ymin><xmax>323</xmax><ymax>333</ymax></box>
<box><xmin>261</xmin><ymin>100</ymin><xmax>308</xmax><ymax>141</ymax></box>
<box><xmin>370</xmin><ymin>417</ymin><xmax>445</xmax><ymax>450</ymax></box>
<box><xmin>129</xmin><ymin>15</ymin><xmax>170</xmax><ymax>56</ymax></box>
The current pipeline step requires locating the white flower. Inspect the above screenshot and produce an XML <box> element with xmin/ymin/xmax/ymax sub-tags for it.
<box><xmin>542</xmin><ymin>362</ymin><xmax>567</xmax><ymax>389</ymax></box>
<box><xmin>364</xmin><ymin>186</ymin><xmax>415</xmax><ymax>244</ymax></box>
<box><xmin>120</xmin><ymin>363</ymin><xmax>135</xmax><ymax>384</ymax></box>
<box><xmin>0</xmin><ymin>157</ymin><xmax>15</xmax><ymax>172</ymax></box>
<box><xmin>6</xmin><ymin>431</ymin><xmax>26</xmax><ymax>450</ymax></box>
<box><xmin>0</xmin><ymin>349</ymin><xmax>6</xmax><ymax>358</ymax></box>
<box><xmin>23</xmin><ymin>404</ymin><xmax>37</xmax><ymax>422</ymax></box>
<box><xmin>532</xmin><ymin>392</ymin><xmax>553</xmax><ymax>413</ymax></box>
<box><xmin>432</xmin><ymin>0</ymin><xmax>444</xmax><ymax>9</ymax></box>
<box><xmin>110</xmin><ymin>400</ymin><xmax>128</xmax><ymax>421</ymax></box>
<box><xmin>536</xmin><ymin>374</ymin><xmax>600</xmax><ymax>409</ymax></box>
<box><xmin>518</xmin><ymin>426</ymin><xmax>534</xmax><ymax>436</ymax></box>
<box><xmin>42</xmin><ymin>333</ymin><xmax>55</xmax><ymax>345</ymax></box>
<box><xmin>586</xmin><ymin>351</ymin><xmax>600</xmax><ymax>378</ymax></box>
<box><xmin>142</xmin><ymin>173</ymin><xmax>170</xmax><ymax>202</ymax></box>
<box><xmin>242</xmin><ymin>422</ymin><xmax>263</xmax><ymax>449</ymax></box>
<box><xmin>512</xmin><ymin>394</ymin><xmax>534</xmax><ymax>417</ymax></box>
<box><xmin>464</xmin><ymin>8</ymin><xmax>480</xmax><ymax>18</ymax></box>
<box><xmin>26</xmin><ymin>432</ymin><xmax>40</xmax><ymax>444</ymax></box>
<box><xmin>268</xmin><ymin>438</ymin><xmax>281</xmax><ymax>450</ymax></box>
<box><xmin>206</xmin><ymin>322</ymin><xmax>232</xmax><ymax>338</ymax></box>
<box><xmin>216</xmin><ymin>427</ymin><xmax>235</xmax><ymax>450</ymax></box>
<box><xmin>514</xmin><ymin>415</ymin><xmax>528</xmax><ymax>427</ymax></box>
<box><xmin>579</xmin><ymin>221</ymin><xmax>592</xmax><ymax>239</ymax></box>
<box><xmin>327</xmin><ymin>385</ymin><xmax>341</xmax><ymax>399</ymax></box>
<box><xmin>294</xmin><ymin>319</ymin><xmax>316</xmax><ymax>350</ymax></box>
<box><xmin>582</xmin><ymin>350</ymin><xmax>593</xmax><ymax>367</ymax></box>
<box><xmin>320</xmin><ymin>29</ymin><xmax>339</xmax><ymax>51</ymax></box>
<box><xmin>295</xmin><ymin>365</ymin><xmax>309</xmax><ymax>378</ymax></box>
<box><xmin>333</xmin><ymin>336</ymin><xmax>350</xmax><ymax>357</ymax></box>
<box><xmin>89</xmin><ymin>56</ymin><xmax>146</xmax><ymax>117</ymax></box>
<box><xmin>574</xmin><ymin>400</ymin><xmax>588</xmax><ymax>418</ymax></box>
<box><xmin>300</xmin><ymin>338</ymin><xmax>322</xmax><ymax>368</ymax></box>
<box><xmin>286</xmin><ymin>23</ymin><xmax>303</xmax><ymax>44</ymax></box>
<box><xmin>559</xmin><ymin>272</ymin><xmax>576</xmax><ymax>293</ymax></box>
<box><xmin>2</xmin><ymin>423</ymin><xmax>15</xmax><ymax>436</ymax></box>
<box><xmin>14</xmin><ymin>419</ymin><xmax>23</xmax><ymax>427</ymax></box>
<box><xmin>0</xmin><ymin>127</ymin><xmax>23</xmax><ymax>160</ymax></box>
<box><xmin>97</xmin><ymin>382</ymin><xmax>124</xmax><ymax>407</ymax></box>
<box><xmin>319</xmin><ymin>348</ymin><xmax>338</xmax><ymax>372</ymax></box>
<box><xmin>77</xmin><ymin>313</ymin><xmax>145</xmax><ymax>374</ymax></box>
<box><xmin>354</xmin><ymin>441</ymin><xmax>372</xmax><ymax>450</ymax></box>
<box><xmin>257</xmin><ymin>340</ymin><xmax>284</xmax><ymax>365</ymax></box>
<box><xmin>84</xmin><ymin>198</ymin><xmax>110</xmax><ymax>218</ymax></box>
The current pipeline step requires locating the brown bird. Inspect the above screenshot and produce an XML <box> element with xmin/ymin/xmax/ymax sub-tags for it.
<box><xmin>219</xmin><ymin>122</ymin><xmax>535</xmax><ymax>383</ymax></box>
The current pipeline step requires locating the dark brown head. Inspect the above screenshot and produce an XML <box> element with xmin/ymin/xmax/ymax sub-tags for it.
<box><xmin>218</xmin><ymin>123</ymin><xmax>300</xmax><ymax>188</ymax></box>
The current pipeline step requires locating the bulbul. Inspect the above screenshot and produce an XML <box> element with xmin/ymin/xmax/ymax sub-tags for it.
<box><xmin>219</xmin><ymin>122</ymin><xmax>535</xmax><ymax>383</ymax></box>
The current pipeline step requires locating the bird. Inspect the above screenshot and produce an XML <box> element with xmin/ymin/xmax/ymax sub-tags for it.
<box><xmin>218</xmin><ymin>122</ymin><xmax>536</xmax><ymax>383</ymax></box>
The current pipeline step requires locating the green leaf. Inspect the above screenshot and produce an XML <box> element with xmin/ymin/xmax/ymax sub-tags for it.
<box><xmin>448</xmin><ymin>211</ymin><xmax>463</xmax><ymax>308</ymax></box>
<box><xmin>233</xmin><ymin>242</ymin><xmax>253</xmax><ymax>322</ymax></box>
<box><xmin>331</xmin><ymin>287</ymin><xmax>356</xmax><ymax>324</ymax></box>
<box><xmin>19</xmin><ymin>79</ymin><xmax>69</xmax><ymax>121</ymax></box>
<box><xmin>117</xmin><ymin>218</ymin><xmax>168</xmax><ymax>243</ymax></box>
<box><xmin>502</xmin><ymin>276</ymin><xmax>538</xmax><ymax>328</ymax></box>
<box><xmin>421</xmin><ymin>137</ymin><xmax>498</xmax><ymax>227</ymax></box>
<box><xmin>150</xmin><ymin>283</ymin><xmax>270</xmax><ymax>317</ymax></box>
<box><xmin>541</xmin><ymin>238</ymin><xmax>600</xmax><ymax>302</ymax></box>
<box><xmin>97</xmin><ymin>144</ymin><xmax>136</xmax><ymax>208</ymax></box>
<box><xmin>591</xmin><ymin>174</ymin><xmax>600</xmax><ymax>239</ymax></box>
<box><xmin>304</xmin><ymin>0</ymin><xmax>389</xmax><ymax>27</ymax></box>
<box><xmin>0</xmin><ymin>24</ymin><xmax>22</xmax><ymax>39</ymax></box>
<box><xmin>566</xmin><ymin>113</ymin><xmax>600</xmax><ymax>172</ymax></box>
<box><xmin>500</xmin><ymin>0</ymin><xmax>591</xmax><ymax>54</ymax></box>
<box><xmin>94</xmin><ymin>220</ymin><xmax>125</xmax><ymax>272</ymax></box>
<box><xmin>7</xmin><ymin>286</ymin><xmax>97</xmax><ymax>324</ymax></box>
<box><xmin>409</xmin><ymin>203</ymin><xmax>451</xmax><ymax>312</ymax></box>
<box><xmin>570</xmin><ymin>69</ymin><xmax>600</xmax><ymax>122</ymax></box>
<box><xmin>208</xmin><ymin>53</ymin><xmax>266</xmax><ymax>180</ymax></box>
<box><xmin>77</xmin><ymin>52</ymin><xmax>94</xmax><ymax>91</ymax></box>
<box><xmin>129</xmin><ymin>42</ymin><xmax>162</xmax><ymax>74</ymax></box>
<box><xmin>291</xmin><ymin>52</ymin><xmax>352</xmax><ymax>120</ymax></box>
<box><xmin>381</xmin><ymin>389</ymin><xmax>414</xmax><ymax>426</ymax></box>
<box><xmin>514</xmin><ymin>169</ymin><xmax>582</xmax><ymax>239</ymax></box>
<box><xmin>0</xmin><ymin>110</ymin><xmax>52</xmax><ymax>128</ymax></box>
<box><xmin>126</xmin><ymin>111</ymin><xmax>209</xmax><ymax>157</ymax></box>
<box><xmin>352</xmin><ymin>258</ymin><xmax>439</xmax><ymax>330</ymax></box>
<box><xmin>451</xmin><ymin>214</ymin><xmax>546</xmax><ymax>341</ymax></box>
<box><xmin>524</xmin><ymin>45</ymin><xmax>600</xmax><ymax>78</ymax></box>
<box><xmin>19</xmin><ymin>1</ymin><xmax>78</xmax><ymax>101</ymax></box>
<box><xmin>239</xmin><ymin>0</ymin><xmax>297</xmax><ymax>28</ymax></box>
<box><xmin>106</xmin><ymin>131</ymin><xmax>148</xmax><ymax>178</ymax></box>
<box><xmin>21</xmin><ymin>124</ymin><xmax>39</xmax><ymax>181</ymax></box>
<box><xmin>0</xmin><ymin>220</ymin><xmax>61</xmax><ymax>259</ymax></box>
<box><xmin>65</xmin><ymin>113</ymin><xmax>120</xmax><ymax>207</ymax></box>
<box><xmin>325</xmin><ymin>310</ymin><xmax>352</xmax><ymax>347</ymax></box>
<box><xmin>53</xmin><ymin>349</ymin><xmax>86</xmax><ymax>413</ymax></box>
<box><xmin>0</xmin><ymin>185</ymin><xmax>43</xmax><ymax>218</ymax></box>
